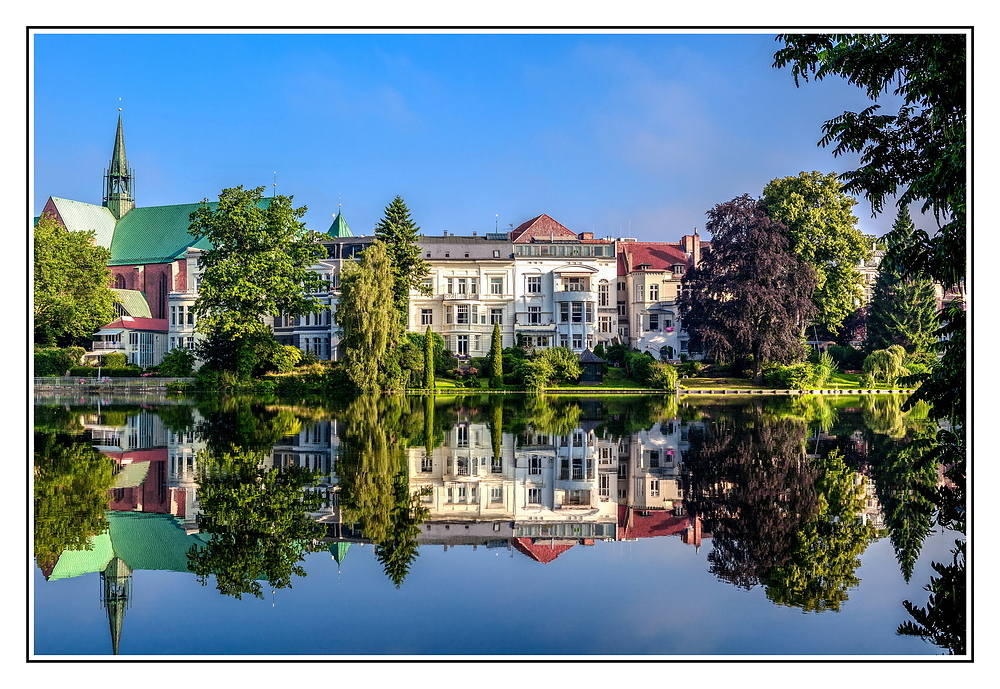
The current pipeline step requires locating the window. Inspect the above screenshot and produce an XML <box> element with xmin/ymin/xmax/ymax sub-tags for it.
<box><xmin>599</xmin><ymin>315</ymin><xmax>611</xmax><ymax>333</ymax></box>
<box><xmin>527</xmin><ymin>276</ymin><xmax>541</xmax><ymax>293</ymax></box>
<box><xmin>474</xmin><ymin>335</ymin><xmax>481</xmax><ymax>352</ymax></box>
<box><xmin>456</xmin><ymin>335</ymin><xmax>469</xmax><ymax>355</ymax></box>
<box><xmin>491</xmin><ymin>457</ymin><xmax>503</xmax><ymax>474</ymax></box>
<box><xmin>421</xmin><ymin>309</ymin><xmax>433</xmax><ymax>325</ymax></box>
<box><xmin>529</xmin><ymin>456</ymin><xmax>542</xmax><ymax>475</ymax></box>
<box><xmin>456</xmin><ymin>305</ymin><xmax>469</xmax><ymax>324</ymax></box>
<box><xmin>650</xmin><ymin>314</ymin><xmax>660</xmax><ymax>331</ymax></box>
<box><xmin>490</xmin><ymin>308</ymin><xmax>503</xmax><ymax>325</ymax></box>
<box><xmin>170</xmin><ymin>306</ymin><xmax>176</xmax><ymax>325</ymax></box>
<box><xmin>493</xmin><ymin>250</ymin><xmax>501</xmax><ymax>258</ymax></box>
<box><xmin>680</xmin><ymin>340</ymin><xmax>688</xmax><ymax>351</ymax></box>
<box><xmin>457</xmin><ymin>458</ymin><xmax>469</xmax><ymax>476</ymax></box>
<box><xmin>528</xmin><ymin>488</ymin><xmax>542</xmax><ymax>504</ymax></box>
<box><xmin>114</xmin><ymin>274</ymin><xmax>126</xmax><ymax>289</ymax></box>
<box><xmin>422</xmin><ymin>278</ymin><xmax>433</xmax><ymax>293</ymax></box>
<box><xmin>457</xmin><ymin>425</ymin><xmax>469</xmax><ymax>448</ymax></box>
<box><xmin>491</xmin><ymin>486</ymin><xmax>503</xmax><ymax>503</ymax></box>
<box><xmin>673</xmin><ymin>264</ymin><xmax>686</xmax><ymax>275</ymax></box>
<box><xmin>572</xmin><ymin>334</ymin><xmax>582</xmax><ymax>350</ymax></box>
<box><xmin>560</xmin><ymin>335</ymin><xmax>569</xmax><ymax>349</ymax></box>
<box><xmin>618</xmin><ymin>281</ymin><xmax>626</xmax><ymax>291</ymax></box>
<box><xmin>457</xmin><ymin>278</ymin><xmax>468</xmax><ymax>295</ymax></box>
<box><xmin>650</xmin><ymin>480</ymin><xmax>661</xmax><ymax>497</ymax></box>
<box><xmin>527</xmin><ymin>306</ymin><xmax>541</xmax><ymax>324</ymax></box>
<box><xmin>560</xmin><ymin>303</ymin><xmax>569</xmax><ymax>323</ymax></box>
<box><xmin>617</xmin><ymin>301</ymin><xmax>626</xmax><ymax>317</ymax></box>
<box><xmin>571</xmin><ymin>303</ymin><xmax>583</xmax><ymax>323</ymax></box>
<box><xmin>649</xmin><ymin>450</ymin><xmax>660</xmax><ymax>468</ymax></box>
<box><xmin>421</xmin><ymin>457</ymin><xmax>433</xmax><ymax>472</ymax></box>
<box><xmin>649</xmin><ymin>284</ymin><xmax>659</xmax><ymax>301</ymax></box>
<box><xmin>446</xmin><ymin>306</ymin><xmax>453</xmax><ymax>324</ymax></box>
<box><xmin>599</xmin><ymin>282</ymin><xmax>610</xmax><ymax>306</ymax></box>
<box><xmin>636</xmin><ymin>285</ymin><xmax>644</xmax><ymax>302</ymax></box>
<box><xmin>446</xmin><ymin>278</ymin><xmax>454</xmax><ymax>294</ymax></box>
<box><xmin>490</xmin><ymin>277</ymin><xmax>503</xmax><ymax>294</ymax></box>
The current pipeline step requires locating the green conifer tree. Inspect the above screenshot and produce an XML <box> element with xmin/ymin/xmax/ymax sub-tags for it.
<box><xmin>865</xmin><ymin>209</ymin><xmax>939</xmax><ymax>355</ymax></box>
<box><xmin>424</xmin><ymin>326</ymin><xmax>435</xmax><ymax>390</ymax></box>
<box><xmin>489</xmin><ymin>322</ymin><xmax>503</xmax><ymax>388</ymax></box>
<box><xmin>373</xmin><ymin>196</ymin><xmax>430</xmax><ymax>324</ymax></box>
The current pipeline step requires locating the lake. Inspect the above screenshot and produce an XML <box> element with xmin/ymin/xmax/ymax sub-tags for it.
<box><xmin>31</xmin><ymin>392</ymin><xmax>965</xmax><ymax>658</ymax></box>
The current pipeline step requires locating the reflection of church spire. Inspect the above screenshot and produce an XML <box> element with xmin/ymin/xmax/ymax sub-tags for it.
<box><xmin>103</xmin><ymin>109</ymin><xmax>135</xmax><ymax>219</ymax></box>
<box><xmin>100</xmin><ymin>557</ymin><xmax>132</xmax><ymax>655</ymax></box>
<box><xmin>330</xmin><ymin>541</ymin><xmax>351</xmax><ymax>573</ymax></box>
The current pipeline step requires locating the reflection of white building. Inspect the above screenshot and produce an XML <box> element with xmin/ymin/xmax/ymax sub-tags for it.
<box><xmin>620</xmin><ymin>420</ymin><xmax>688</xmax><ymax>511</ymax></box>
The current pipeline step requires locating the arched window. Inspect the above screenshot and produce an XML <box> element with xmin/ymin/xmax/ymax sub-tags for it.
<box><xmin>159</xmin><ymin>274</ymin><xmax>169</xmax><ymax>318</ymax></box>
<box><xmin>114</xmin><ymin>274</ymin><xmax>126</xmax><ymax>289</ymax></box>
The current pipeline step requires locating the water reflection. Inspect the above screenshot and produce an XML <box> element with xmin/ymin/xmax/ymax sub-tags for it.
<box><xmin>32</xmin><ymin>393</ymin><xmax>965</xmax><ymax>655</ymax></box>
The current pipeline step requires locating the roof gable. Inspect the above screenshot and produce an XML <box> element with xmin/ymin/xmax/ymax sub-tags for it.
<box><xmin>44</xmin><ymin>197</ymin><xmax>117</xmax><ymax>249</ymax></box>
<box><xmin>510</xmin><ymin>214</ymin><xmax>578</xmax><ymax>243</ymax></box>
<box><xmin>624</xmin><ymin>243</ymin><xmax>690</xmax><ymax>272</ymax></box>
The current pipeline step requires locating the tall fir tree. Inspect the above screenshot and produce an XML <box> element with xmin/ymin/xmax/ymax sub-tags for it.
<box><xmin>373</xmin><ymin>196</ymin><xmax>430</xmax><ymax>324</ymax></box>
<box><xmin>865</xmin><ymin>208</ymin><xmax>939</xmax><ymax>355</ymax></box>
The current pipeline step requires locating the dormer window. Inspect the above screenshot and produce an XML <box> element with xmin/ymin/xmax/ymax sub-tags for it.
<box><xmin>672</xmin><ymin>264</ymin><xmax>686</xmax><ymax>275</ymax></box>
<box><xmin>638</xmin><ymin>263</ymin><xmax>651</xmax><ymax>270</ymax></box>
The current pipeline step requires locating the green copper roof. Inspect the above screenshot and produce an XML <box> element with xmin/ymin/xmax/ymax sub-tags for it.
<box><xmin>330</xmin><ymin>540</ymin><xmax>351</xmax><ymax>565</ymax></box>
<box><xmin>326</xmin><ymin>212</ymin><xmax>353</xmax><ymax>238</ymax></box>
<box><xmin>108</xmin><ymin>201</ymin><xmax>215</xmax><ymax>265</ymax></box>
<box><xmin>46</xmin><ymin>511</ymin><xmax>209</xmax><ymax>580</ymax></box>
<box><xmin>47</xmin><ymin>197</ymin><xmax>118</xmax><ymax>249</ymax></box>
<box><xmin>110</xmin><ymin>289</ymin><xmax>152</xmax><ymax>318</ymax></box>
<box><xmin>109</xmin><ymin>114</ymin><xmax>128</xmax><ymax>176</ymax></box>
<box><xmin>108</xmin><ymin>197</ymin><xmax>273</xmax><ymax>265</ymax></box>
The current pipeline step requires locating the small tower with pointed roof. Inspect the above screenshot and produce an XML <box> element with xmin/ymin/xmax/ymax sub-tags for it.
<box><xmin>103</xmin><ymin>111</ymin><xmax>135</xmax><ymax>219</ymax></box>
<box><xmin>326</xmin><ymin>206</ymin><xmax>353</xmax><ymax>238</ymax></box>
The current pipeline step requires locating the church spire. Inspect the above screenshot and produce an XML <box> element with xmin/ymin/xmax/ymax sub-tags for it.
<box><xmin>103</xmin><ymin>109</ymin><xmax>135</xmax><ymax>219</ymax></box>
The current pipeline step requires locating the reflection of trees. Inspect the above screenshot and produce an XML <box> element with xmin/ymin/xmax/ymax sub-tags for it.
<box><xmin>594</xmin><ymin>395</ymin><xmax>679</xmax><ymax>438</ymax></box>
<box><xmin>186</xmin><ymin>401</ymin><xmax>325</xmax><ymax>600</ymax></box>
<box><xmin>187</xmin><ymin>454</ymin><xmax>325</xmax><ymax>599</ymax></box>
<box><xmin>865</xmin><ymin>405</ymin><xmax>939</xmax><ymax>582</ymax></box>
<box><xmin>505</xmin><ymin>395</ymin><xmax>583</xmax><ymax>436</ymax></box>
<box><xmin>33</xmin><ymin>432</ymin><xmax>117</xmax><ymax>571</ymax></box>
<box><xmin>337</xmin><ymin>394</ymin><xmax>428</xmax><ymax>587</ymax></box>
<box><xmin>682</xmin><ymin>409</ymin><xmax>819</xmax><ymax>589</ymax></box>
<box><xmin>897</xmin><ymin>541</ymin><xmax>965</xmax><ymax>654</ymax></box>
<box><xmin>765</xmin><ymin>451</ymin><xmax>879</xmax><ymax>612</ymax></box>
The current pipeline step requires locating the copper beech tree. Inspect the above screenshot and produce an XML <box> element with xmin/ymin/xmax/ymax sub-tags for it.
<box><xmin>678</xmin><ymin>194</ymin><xmax>817</xmax><ymax>378</ymax></box>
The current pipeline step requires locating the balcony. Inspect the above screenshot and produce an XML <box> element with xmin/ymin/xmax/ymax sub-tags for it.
<box><xmin>553</xmin><ymin>289</ymin><xmax>596</xmax><ymax>303</ymax></box>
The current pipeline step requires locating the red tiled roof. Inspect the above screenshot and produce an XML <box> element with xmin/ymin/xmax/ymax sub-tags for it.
<box><xmin>510</xmin><ymin>214</ymin><xmax>579</xmax><ymax>243</ymax></box>
<box><xmin>623</xmin><ymin>243</ymin><xmax>689</xmax><ymax>272</ymax></box>
<box><xmin>617</xmin><ymin>504</ymin><xmax>689</xmax><ymax>540</ymax></box>
<box><xmin>511</xmin><ymin>537</ymin><xmax>576</xmax><ymax>564</ymax></box>
<box><xmin>99</xmin><ymin>317</ymin><xmax>169</xmax><ymax>332</ymax></box>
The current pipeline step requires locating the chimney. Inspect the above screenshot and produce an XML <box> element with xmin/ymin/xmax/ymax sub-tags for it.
<box><xmin>443</xmin><ymin>230</ymin><xmax>448</xmax><ymax>236</ymax></box>
<box><xmin>692</xmin><ymin>228</ymin><xmax>701</xmax><ymax>267</ymax></box>
<box><xmin>578</xmin><ymin>231</ymin><xmax>594</xmax><ymax>240</ymax></box>
<box><xmin>472</xmin><ymin>231</ymin><xmax>477</xmax><ymax>236</ymax></box>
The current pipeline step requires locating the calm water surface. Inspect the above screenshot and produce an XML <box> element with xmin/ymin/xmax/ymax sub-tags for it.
<box><xmin>31</xmin><ymin>393</ymin><xmax>965</xmax><ymax>657</ymax></box>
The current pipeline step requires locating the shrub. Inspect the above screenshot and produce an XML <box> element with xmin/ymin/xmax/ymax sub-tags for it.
<box><xmin>100</xmin><ymin>352</ymin><xmax>128</xmax><ymax>369</ymax></box>
<box><xmin>158</xmin><ymin>347</ymin><xmax>197</xmax><ymax>376</ymax></box>
<box><xmin>826</xmin><ymin>344</ymin><xmax>865</xmax><ymax>371</ymax></box>
<box><xmin>765</xmin><ymin>363</ymin><xmax>819</xmax><ymax>389</ymax></box>
<box><xmin>267</xmin><ymin>345</ymin><xmax>302</xmax><ymax>374</ymax></box>
<box><xmin>536</xmin><ymin>347</ymin><xmax>582</xmax><ymax>383</ymax></box>
<box><xmin>647</xmin><ymin>362</ymin><xmax>679</xmax><ymax>391</ymax></box>
<box><xmin>678</xmin><ymin>360</ymin><xmax>703</xmax><ymax>377</ymax></box>
<box><xmin>68</xmin><ymin>366</ymin><xmax>142</xmax><ymax>377</ymax></box>
<box><xmin>34</xmin><ymin>348</ymin><xmax>75</xmax><ymax>376</ymax></box>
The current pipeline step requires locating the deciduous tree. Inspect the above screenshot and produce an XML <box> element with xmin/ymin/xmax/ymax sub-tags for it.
<box><xmin>188</xmin><ymin>186</ymin><xmax>325</xmax><ymax>375</ymax></box>
<box><xmin>335</xmin><ymin>241</ymin><xmax>403</xmax><ymax>392</ymax></box>
<box><xmin>678</xmin><ymin>195</ymin><xmax>818</xmax><ymax>377</ymax></box>
<box><xmin>762</xmin><ymin>171</ymin><xmax>870</xmax><ymax>333</ymax></box>
<box><xmin>33</xmin><ymin>212</ymin><xmax>117</xmax><ymax>347</ymax></box>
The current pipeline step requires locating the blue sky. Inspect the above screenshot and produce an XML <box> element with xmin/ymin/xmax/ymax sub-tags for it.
<box><xmin>32</xmin><ymin>31</ymin><xmax>918</xmax><ymax>241</ymax></box>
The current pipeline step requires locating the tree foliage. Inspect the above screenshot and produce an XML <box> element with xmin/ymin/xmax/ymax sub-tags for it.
<box><xmin>157</xmin><ymin>347</ymin><xmax>197</xmax><ymax>376</ymax></box>
<box><xmin>189</xmin><ymin>186</ymin><xmax>325</xmax><ymax>375</ymax></box>
<box><xmin>33</xmin><ymin>212</ymin><xmax>117</xmax><ymax>347</ymax></box>
<box><xmin>373</xmin><ymin>196</ymin><xmax>431</xmax><ymax>323</ymax></box>
<box><xmin>865</xmin><ymin>208</ymin><xmax>939</xmax><ymax>355</ymax></box>
<box><xmin>489</xmin><ymin>322</ymin><xmax>503</xmax><ymax>387</ymax></box>
<box><xmin>33</xmin><ymin>432</ymin><xmax>118</xmax><ymax>571</ymax></box>
<box><xmin>762</xmin><ymin>171</ymin><xmax>870</xmax><ymax>333</ymax></box>
<box><xmin>862</xmin><ymin>345</ymin><xmax>909</xmax><ymax>387</ymax></box>
<box><xmin>678</xmin><ymin>195</ymin><xmax>818</xmax><ymax>376</ymax></box>
<box><xmin>773</xmin><ymin>34</ymin><xmax>965</xmax><ymax>289</ymax></box>
<box><xmin>335</xmin><ymin>241</ymin><xmax>403</xmax><ymax>392</ymax></box>
<box><xmin>424</xmin><ymin>326</ymin><xmax>435</xmax><ymax>389</ymax></box>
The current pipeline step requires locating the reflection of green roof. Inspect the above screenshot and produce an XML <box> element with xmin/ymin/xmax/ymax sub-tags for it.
<box><xmin>110</xmin><ymin>289</ymin><xmax>151</xmax><ymax>318</ymax></box>
<box><xmin>112</xmin><ymin>461</ymin><xmax>151</xmax><ymax>489</ymax></box>
<box><xmin>330</xmin><ymin>541</ymin><xmax>351</xmax><ymax>565</ymax></box>
<box><xmin>47</xmin><ymin>512</ymin><xmax>209</xmax><ymax>580</ymax></box>
<box><xmin>46</xmin><ymin>197</ymin><xmax>118</xmax><ymax>249</ymax></box>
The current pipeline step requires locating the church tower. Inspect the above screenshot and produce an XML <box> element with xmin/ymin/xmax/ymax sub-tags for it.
<box><xmin>103</xmin><ymin>111</ymin><xmax>135</xmax><ymax>219</ymax></box>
